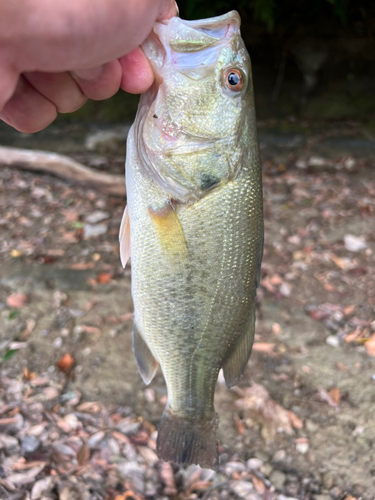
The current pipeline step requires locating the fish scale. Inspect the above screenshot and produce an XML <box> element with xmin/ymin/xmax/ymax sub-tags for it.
<box><xmin>120</xmin><ymin>11</ymin><xmax>263</xmax><ymax>468</ymax></box>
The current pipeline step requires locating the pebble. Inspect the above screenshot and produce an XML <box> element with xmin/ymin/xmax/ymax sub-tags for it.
<box><xmin>277</xmin><ymin>496</ymin><xmax>299</xmax><ymax>500</ymax></box>
<box><xmin>53</xmin><ymin>337</ymin><xmax>63</xmax><ymax>349</ymax></box>
<box><xmin>230</xmin><ymin>481</ymin><xmax>259</xmax><ymax>500</ymax></box>
<box><xmin>254</xmin><ymin>450</ymin><xmax>269</xmax><ymax>462</ymax></box>
<box><xmin>270</xmin><ymin>470</ymin><xmax>286</xmax><ymax>490</ymax></box>
<box><xmin>85</xmin><ymin>211</ymin><xmax>110</xmax><ymax>224</ymax></box>
<box><xmin>117</xmin><ymin>462</ymin><xmax>145</xmax><ymax>493</ymax></box>
<box><xmin>21</xmin><ymin>435</ymin><xmax>41</xmax><ymax>454</ymax></box>
<box><xmin>31</xmin><ymin>476</ymin><xmax>54</xmax><ymax>500</ymax></box>
<box><xmin>0</xmin><ymin>433</ymin><xmax>20</xmax><ymax>452</ymax></box>
<box><xmin>88</xmin><ymin>431</ymin><xmax>106</xmax><ymax>449</ymax></box>
<box><xmin>325</xmin><ymin>335</ymin><xmax>339</xmax><ymax>347</ymax></box>
<box><xmin>246</xmin><ymin>458</ymin><xmax>263</xmax><ymax>470</ymax></box>
<box><xmin>305</xmin><ymin>419</ymin><xmax>319</xmax><ymax>433</ymax></box>
<box><xmin>260</xmin><ymin>463</ymin><xmax>273</xmax><ymax>477</ymax></box>
<box><xmin>63</xmin><ymin>413</ymin><xmax>79</xmax><ymax>431</ymax></box>
<box><xmin>84</xmin><ymin>223</ymin><xmax>108</xmax><ymax>238</ymax></box>
<box><xmin>296</xmin><ymin>442</ymin><xmax>309</xmax><ymax>454</ymax></box>
<box><xmin>272</xmin><ymin>450</ymin><xmax>286</xmax><ymax>462</ymax></box>
<box><xmin>225</xmin><ymin>461</ymin><xmax>247</xmax><ymax>475</ymax></box>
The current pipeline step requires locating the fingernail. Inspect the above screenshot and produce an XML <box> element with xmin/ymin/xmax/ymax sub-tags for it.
<box><xmin>71</xmin><ymin>65</ymin><xmax>105</xmax><ymax>81</ymax></box>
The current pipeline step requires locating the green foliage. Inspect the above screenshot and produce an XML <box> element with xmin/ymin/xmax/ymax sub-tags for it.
<box><xmin>8</xmin><ymin>310</ymin><xmax>19</xmax><ymax>320</ymax></box>
<box><xmin>1</xmin><ymin>349</ymin><xmax>16</xmax><ymax>362</ymax></box>
<box><xmin>252</xmin><ymin>0</ymin><xmax>275</xmax><ymax>31</ymax></box>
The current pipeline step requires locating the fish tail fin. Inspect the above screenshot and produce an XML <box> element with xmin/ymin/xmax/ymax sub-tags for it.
<box><xmin>157</xmin><ymin>411</ymin><xmax>219</xmax><ymax>469</ymax></box>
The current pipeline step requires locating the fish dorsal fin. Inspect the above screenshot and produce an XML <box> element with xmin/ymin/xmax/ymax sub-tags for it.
<box><xmin>119</xmin><ymin>205</ymin><xmax>131</xmax><ymax>268</ymax></box>
<box><xmin>223</xmin><ymin>304</ymin><xmax>256</xmax><ymax>388</ymax></box>
<box><xmin>148</xmin><ymin>202</ymin><xmax>188</xmax><ymax>264</ymax></box>
<box><xmin>133</xmin><ymin>323</ymin><xmax>159</xmax><ymax>385</ymax></box>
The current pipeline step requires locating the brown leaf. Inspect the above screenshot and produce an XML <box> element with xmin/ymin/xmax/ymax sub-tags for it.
<box><xmin>287</xmin><ymin>410</ymin><xmax>303</xmax><ymax>429</ymax></box>
<box><xmin>252</xmin><ymin>343</ymin><xmax>275</xmax><ymax>356</ymax></box>
<box><xmin>250</xmin><ymin>474</ymin><xmax>266</xmax><ymax>494</ymax></box>
<box><xmin>77</xmin><ymin>401</ymin><xmax>101</xmax><ymax>414</ymax></box>
<box><xmin>160</xmin><ymin>462</ymin><xmax>177</xmax><ymax>495</ymax></box>
<box><xmin>96</xmin><ymin>272</ymin><xmax>112</xmax><ymax>284</ymax></box>
<box><xmin>336</xmin><ymin>362</ymin><xmax>349</xmax><ymax>372</ymax></box>
<box><xmin>77</xmin><ymin>441</ymin><xmax>90</xmax><ymax>466</ymax></box>
<box><xmin>328</xmin><ymin>387</ymin><xmax>341</xmax><ymax>406</ymax></box>
<box><xmin>235</xmin><ymin>383</ymin><xmax>296</xmax><ymax>440</ymax></box>
<box><xmin>57</xmin><ymin>353</ymin><xmax>75</xmax><ymax>374</ymax></box>
<box><xmin>6</xmin><ymin>292</ymin><xmax>28</xmax><ymax>308</ymax></box>
<box><xmin>233</xmin><ymin>413</ymin><xmax>245</xmax><ymax>434</ymax></box>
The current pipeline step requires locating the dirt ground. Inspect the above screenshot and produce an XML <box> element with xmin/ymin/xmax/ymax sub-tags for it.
<box><xmin>0</xmin><ymin>120</ymin><xmax>374</xmax><ymax>500</ymax></box>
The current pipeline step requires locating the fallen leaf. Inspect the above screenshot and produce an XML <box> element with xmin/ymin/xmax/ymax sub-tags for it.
<box><xmin>6</xmin><ymin>293</ymin><xmax>28</xmax><ymax>308</ymax></box>
<box><xmin>250</xmin><ymin>474</ymin><xmax>266</xmax><ymax>494</ymax></box>
<box><xmin>96</xmin><ymin>272</ymin><xmax>112</xmax><ymax>284</ymax></box>
<box><xmin>160</xmin><ymin>461</ymin><xmax>177</xmax><ymax>495</ymax></box>
<box><xmin>77</xmin><ymin>441</ymin><xmax>90</xmax><ymax>466</ymax></box>
<box><xmin>287</xmin><ymin>410</ymin><xmax>303</xmax><ymax>429</ymax></box>
<box><xmin>336</xmin><ymin>362</ymin><xmax>348</xmax><ymax>372</ymax></box>
<box><xmin>328</xmin><ymin>387</ymin><xmax>341</xmax><ymax>406</ymax></box>
<box><xmin>57</xmin><ymin>353</ymin><xmax>75</xmax><ymax>374</ymax></box>
<box><xmin>235</xmin><ymin>383</ymin><xmax>298</xmax><ymax>440</ymax></box>
<box><xmin>318</xmin><ymin>389</ymin><xmax>339</xmax><ymax>410</ymax></box>
<box><xmin>252</xmin><ymin>343</ymin><xmax>275</xmax><ymax>356</ymax></box>
<box><xmin>272</xmin><ymin>323</ymin><xmax>281</xmax><ymax>335</ymax></box>
<box><xmin>233</xmin><ymin>413</ymin><xmax>245</xmax><ymax>434</ymax></box>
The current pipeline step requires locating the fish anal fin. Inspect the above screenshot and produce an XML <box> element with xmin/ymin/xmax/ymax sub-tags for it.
<box><xmin>119</xmin><ymin>205</ymin><xmax>131</xmax><ymax>268</ymax></box>
<box><xmin>223</xmin><ymin>305</ymin><xmax>256</xmax><ymax>388</ymax></box>
<box><xmin>157</xmin><ymin>410</ymin><xmax>218</xmax><ymax>469</ymax></box>
<box><xmin>148</xmin><ymin>202</ymin><xmax>188</xmax><ymax>263</ymax></box>
<box><xmin>133</xmin><ymin>324</ymin><xmax>158</xmax><ymax>385</ymax></box>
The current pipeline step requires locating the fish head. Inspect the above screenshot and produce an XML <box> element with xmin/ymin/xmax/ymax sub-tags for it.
<box><xmin>138</xmin><ymin>12</ymin><xmax>257</xmax><ymax>202</ymax></box>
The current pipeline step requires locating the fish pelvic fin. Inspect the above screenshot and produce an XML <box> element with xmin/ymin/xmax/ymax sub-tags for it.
<box><xmin>157</xmin><ymin>410</ymin><xmax>219</xmax><ymax>469</ymax></box>
<box><xmin>148</xmin><ymin>202</ymin><xmax>188</xmax><ymax>265</ymax></box>
<box><xmin>223</xmin><ymin>304</ymin><xmax>256</xmax><ymax>388</ymax></box>
<box><xmin>133</xmin><ymin>323</ymin><xmax>158</xmax><ymax>385</ymax></box>
<box><xmin>119</xmin><ymin>205</ymin><xmax>131</xmax><ymax>268</ymax></box>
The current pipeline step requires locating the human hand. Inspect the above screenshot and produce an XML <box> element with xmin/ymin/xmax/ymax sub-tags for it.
<box><xmin>0</xmin><ymin>0</ymin><xmax>176</xmax><ymax>133</ymax></box>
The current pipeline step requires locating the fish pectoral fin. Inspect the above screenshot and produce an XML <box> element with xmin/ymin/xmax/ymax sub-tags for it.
<box><xmin>223</xmin><ymin>305</ymin><xmax>256</xmax><ymax>388</ymax></box>
<box><xmin>119</xmin><ymin>205</ymin><xmax>131</xmax><ymax>268</ymax></box>
<box><xmin>132</xmin><ymin>323</ymin><xmax>158</xmax><ymax>385</ymax></box>
<box><xmin>148</xmin><ymin>202</ymin><xmax>188</xmax><ymax>264</ymax></box>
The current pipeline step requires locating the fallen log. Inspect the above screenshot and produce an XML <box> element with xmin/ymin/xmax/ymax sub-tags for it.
<box><xmin>0</xmin><ymin>146</ymin><xmax>126</xmax><ymax>196</ymax></box>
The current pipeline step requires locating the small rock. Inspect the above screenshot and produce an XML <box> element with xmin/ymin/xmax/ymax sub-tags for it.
<box><xmin>116</xmin><ymin>418</ymin><xmax>141</xmax><ymax>435</ymax></box>
<box><xmin>230</xmin><ymin>481</ymin><xmax>259</xmax><ymax>500</ymax></box>
<box><xmin>6</xmin><ymin>292</ymin><xmax>28</xmax><ymax>308</ymax></box>
<box><xmin>63</xmin><ymin>413</ymin><xmax>79</xmax><ymax>431</ymax></box>
<box><xmin>277</xmin><ymin>496</ymin><xmax>299</xmax><ymax>500</ymax></box>
<box><xmin>83</xmin><ymin>223</ymin><xmax>108</xmax><ymax>239</ymax></box>
<box><xmin>313</xmin><ymin>496</ymin><xmax>331</xmax><ymax>500</ymax></box>
<box><xmin>322</xmin><ymin>472</ymin><xmax>335</xmax><ymax>489</ymax></box>
<box><xmin>107</xmin><ymin>437</ymin><xmax>121</xmax><ymax>455</ymax></box>
<box><xmin>225</xmin><ymin>461</ymin><xmax>246</xmax><ymax>475</ymax></box>
<box><xmin>325</xmin><ymin>335</ymin><xmax>339</xmax><ymax>348</ymax></box>
<box><xmin>254</xmin><ymin>450</ymin><xmax>269</xmax><ymax>462</ymax></box>
<box><xmin>280</xmin><ymin>282</ymin><xmax>292</xmax><ymax>297</ymax></box>
<box><xmin>272</xmin><ymin>450</ymin><xmax>286</xmax><ymax>462</ymax></box>
<box><xmin>85</xmin><ymin>211</ymin><xmax>110</xmax><ymax>224</ymax></box>
<box><xmin>261</xmin><ymin>463</ymin><xmax>273</xmax><ymax>477</ymax></box>
<box><xmin>246</xmin><ymin>458</ymin><xmax>263</xmax><ymax>470</ymax></box>
<box><xmin>270</xmin><ymin>470</ymin><xmax>286</xmax><ymax>490</ymax></box>
<box><xmin>344</xmin><ymin>234</ymin><xmax>366</xmax><ymax>252</ymax></box>
<box><xmin>88</xmin><ymin>431</ymin><xmax>106</xmax><ymax>449</ymax></box>
<box><xmin>21</xmin><ymin>435</ymin><xmax>41</xmax><ymax>454</ymax></box>
<box><xmin>53</xmin><ymin>337</ymin><xmax>63</xmax><ymax>349</ymax></box>
<box><xmin>31</xmin><ymin>476</ymin><xmax>55</xmax><ymax>500</ymax></box>
<box><xmin>0</xmin><ymin>434</ymin><xmax>20</xmax><ymax>452</ymax></box>
<box><xmin>117</xmin><ymin>462</ymin><xmax>145</xmax><ymax>493</ymax></box>
<box><xmin>296</xmin><ymin>442</ymin><xmax>309</xmax><ymax>454</ymax></box>
<box><xmin>305</xmin><ymin>419</ymin><xmax>318</xmax><ymax>433</ymax></box>
<box><xmin>85</xmin><ymin>126</ymin><xmax>130</xmax><ymax>152</ymax></box>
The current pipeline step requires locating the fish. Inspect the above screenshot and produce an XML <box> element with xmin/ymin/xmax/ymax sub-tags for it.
<box><xmin>119</xmin><ymin>10</ymin><xmax>263</xmax><ymax>469</ymax></box>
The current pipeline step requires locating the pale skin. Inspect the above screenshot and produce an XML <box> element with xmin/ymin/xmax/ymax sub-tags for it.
<box><xmin>0</xmin><ymin>0</ymin><xmax>176</xmax><ymax>133</ymax></box>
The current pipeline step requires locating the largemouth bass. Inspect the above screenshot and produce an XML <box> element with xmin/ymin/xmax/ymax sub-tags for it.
<box><xmin>120</xmin><ymin>11</ymin><xmax>263</xmax><ymax>468</ymax></box>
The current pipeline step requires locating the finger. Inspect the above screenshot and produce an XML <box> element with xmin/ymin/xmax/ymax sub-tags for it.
<box><xmin>24</xmin><ymin>71</ymin><xmax>87</xmax><ymax>114</ymax></box>
<box><xmin>0</xmin><ymin>76</ymin><xmax>57</xmax><ymax>133</ymax></box>
<box><xmin>119</xmin><ymin>48</ymin><xmax>154</xmax><ymax>94</ymax></box>
<box><xmin>157</xmin><ymin>0</ymin><xmax>178</xmax><ymax>20</ymax></box>
<box><xmin>72</xmin><ymin>60</ymin><xmax>122</xmax><ymax>101</ymax></box>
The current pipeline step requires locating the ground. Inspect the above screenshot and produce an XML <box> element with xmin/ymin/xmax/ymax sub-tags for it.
<box><xmin>0</xmin><ymin>120</ymin><xmax>374</xmax><ymax>500</ymax></box>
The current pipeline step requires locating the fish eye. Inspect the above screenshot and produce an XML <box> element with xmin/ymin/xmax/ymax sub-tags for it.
<box><xmin>224</xmin><ymin>68</ymin><xmax>245</xmax><ymax>92</ymax></box>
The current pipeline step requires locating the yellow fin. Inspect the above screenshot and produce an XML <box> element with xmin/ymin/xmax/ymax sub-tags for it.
<box><xmin>119</xmin><ymin>205</ymin><xmax>131</xmax><ymax>268</ymax></box>
<box><xmin>149</xmin><ymin>202</ymin><xmax>188</xmax><ymax>263</ymax></box>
